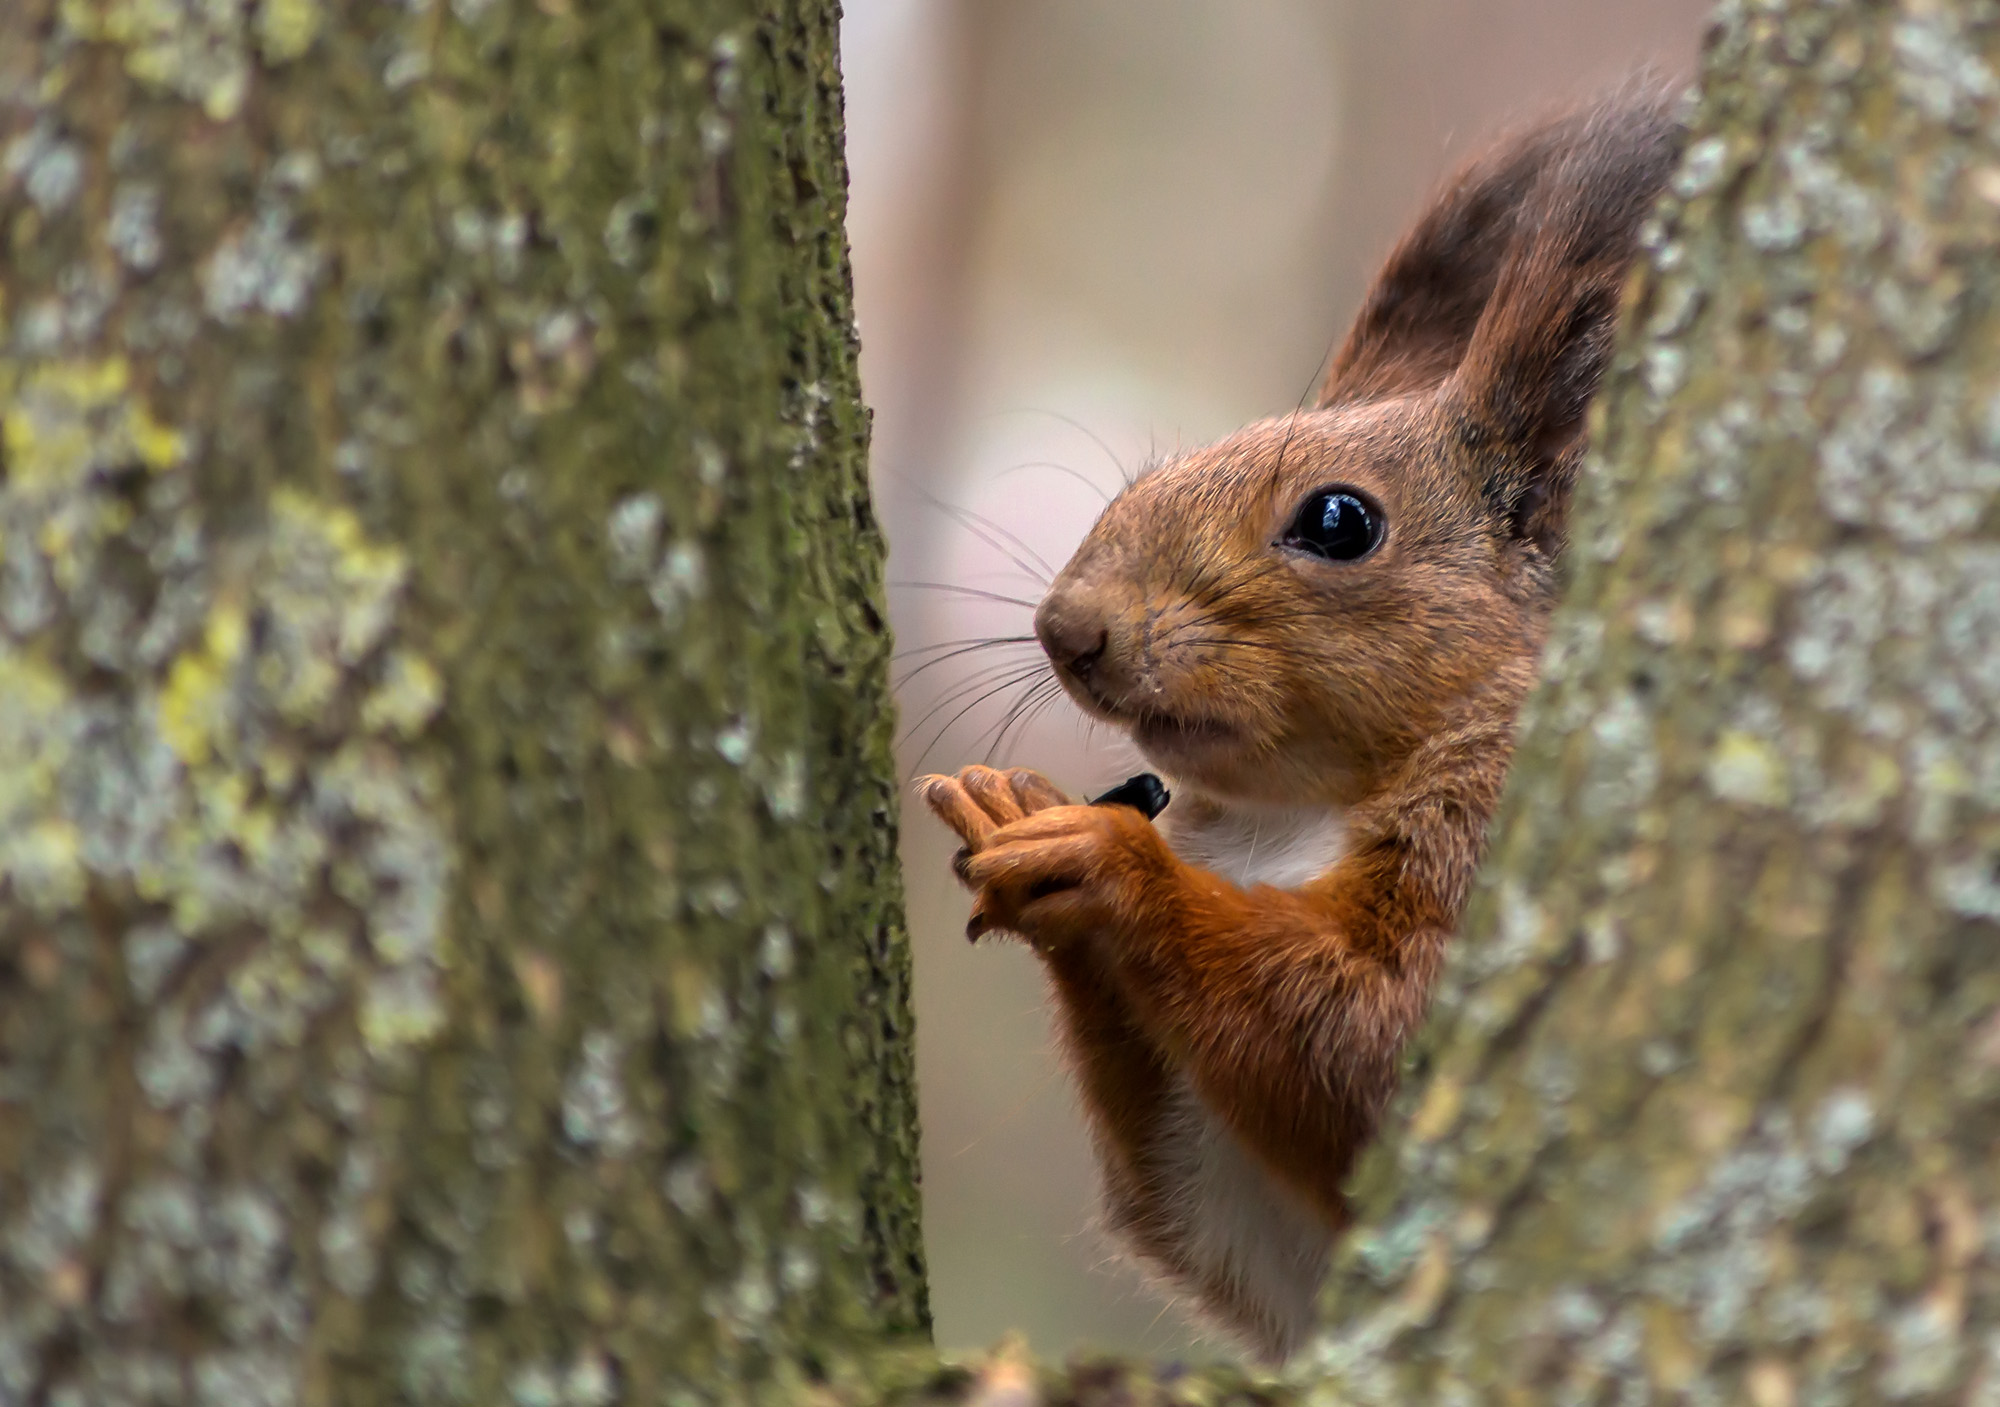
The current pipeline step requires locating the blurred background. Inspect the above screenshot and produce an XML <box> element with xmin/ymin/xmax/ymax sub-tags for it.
<box><xmin>840</xmin><ymin>0</ymin><xmax>1716</xmax><ymax>1359</ymax></box>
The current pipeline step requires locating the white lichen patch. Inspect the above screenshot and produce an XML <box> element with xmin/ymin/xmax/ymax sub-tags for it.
<box><xmin>713</xmin><ymin>718</ymin><xmax>751</xmax><ymax>766</ymax></box>
<box><xmin>318</xmin><ymin>1149</ymin><xmax>383</xmax><ymax>1298</ymax></box>
<box><xmin>1892</xmin><ymin>9</ymin><xmax>1999</xmax><ymax>126</ymax></box>
<box><xmin>81</xmin><ymin>1178</ymin><xmax>308</xmax><ymax>1404</ymax></box>
<box><xmin>5</xmin><ymin>122</ymin><xmax>85</xmax><ymax>214</ymax></box>
<box><xmin>763</xmin><ymin>750</ymin><xmax>806</xmax><ymax>821</ymax></box>
<box><xmin>561</xmin><ymin>1030</ymin><xmax>638</xmax><ymax>1157</ymax></box>
<box><xmin>202</xmin><ymin>202</ymin><xmax>324</xmax><ymax>323</ymax></box>
<box><xmin>605</xmin><ymin>492</ymin><xmax>664</xmax><ymax>579</ymax></box>
<box><xmin>5</xmin><ymin>1161</ymin><xmax>103</xmax><ymax>1276</ymax></box>
<box><xmin>108</xmin><ymin>182</ymin><xmax>165</xmax><ymax>272</ymax></box>
<box><xmin>1673</xmin><ymin>134</ymin><xmax>1735</xmax><ymax>198</ymax></box>
<box><xmin>1648</xmin><ymin>1091</ymin><xmax>1874</xmax><ymax>1352</ymax></box>
<box><xmin>1706</xmin><ymin>730</ymin><xmax>1790</xmax><ymax>808</ymax></box>
<box><xmin>1577</xmin><ymin>689</ymin><xmax>1662</xmax><ymax>823</ymax></box>
<box><xmin>648</xmin><ymin>541</ymin><xmax>705</xmax><ymax>623</ymax></box>
<box><xmin>507</xmin><ymin>1353</ymin><xmax>619</xmax><ymax>1407</ymax></box>
<box><xmin>1788</xmin><ymin>544</ymin><xmax>2000</xmax><ymax>843</ymax></box>
<box><xmin>1817</xmin><ymin>367</ymin><xmax>2000</xmax><ymax>546</ymax></box>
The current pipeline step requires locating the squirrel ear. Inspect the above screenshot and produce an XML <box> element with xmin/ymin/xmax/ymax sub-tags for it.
<box><xmin>1444</xmin><ymin>95</ymin><xmax>1682</xmax><ymax>551</ymax></box>
<box><xmin>1319</xmin><ymin>117</ymin><xmax>1589</xmax><ymax>406</ymax></box>
<box><xmin>1322</xmin><ymin>92</ymin><xmax>1682</xmax><ymax>551</ymax></box>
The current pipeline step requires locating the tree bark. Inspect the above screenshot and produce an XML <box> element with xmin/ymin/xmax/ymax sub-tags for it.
<box><xmin>1306</xmin><ymin>0</ymin><xmax>2000</xmax><ymax>1401</ymax></box>
<box><xmin>0</xmin><ymin>1</ymin><xmax>928</xmax><ymax>1403</ymax></box>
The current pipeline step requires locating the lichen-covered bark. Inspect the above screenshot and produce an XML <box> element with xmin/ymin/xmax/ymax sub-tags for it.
<box><xmin>0</xmin><ymin>0</ymin><xmax>928</xmax><ymax>1401</ymax></box>
<box><xmin>1301</xmin><ymin>1</ymin><xmax>2000</xmax><ymax>1401</ymax></box>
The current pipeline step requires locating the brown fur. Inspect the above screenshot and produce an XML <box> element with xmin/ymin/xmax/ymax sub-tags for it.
<box><xmin>920</xmin><ymin>90</ymin><xmax>1683</xmax><ymax>1358</ymax></box>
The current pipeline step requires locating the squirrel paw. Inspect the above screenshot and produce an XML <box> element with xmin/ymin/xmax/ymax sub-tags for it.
<box><xmin>956</xmin><ymin>803</ymin><xmax>1178</xmax><ymax>949</ymax></box>
<box><xmin>918</xmin><ymin>767</ymin><xmax>1182</xmax><ymax>948</ymax></box>
<box><xmin>918</xmin><ymin>766</ymin><xmax>1073</xmax><ymax>941</ymax></box>
<box><xmin>917</xmin><ymin>764</ymin><xmax>1069</xmax><ymax>852</ymax></box>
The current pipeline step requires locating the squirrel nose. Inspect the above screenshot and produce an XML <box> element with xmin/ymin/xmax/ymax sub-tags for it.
<box><xmin>1035</xmin><ymin>599</ymin><xmax>1109</xmax><ymax>681</ymax></box>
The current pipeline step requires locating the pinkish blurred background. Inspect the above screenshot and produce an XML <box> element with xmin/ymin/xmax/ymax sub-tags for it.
<box><xmin>840</xmin><ymin>0</ymin><xmax>1716</xmax><ymax>1359</ymax></box>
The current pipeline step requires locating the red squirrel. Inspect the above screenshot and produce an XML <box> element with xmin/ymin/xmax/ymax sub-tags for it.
<box><xmin>919</xmin><ymin>93</ymin><xmax>1683</xmax><ymax>1359</ymax></box>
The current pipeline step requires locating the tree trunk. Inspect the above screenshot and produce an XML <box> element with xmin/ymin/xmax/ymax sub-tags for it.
<box><xmin>0</xmin><ymin>1</ymin><xmax>928</xmax><ymax>1403</ymax></box>
<box><xmin>1305</xmin><ymin>0</ymin><xmax>2000</xmax><ymax>1401</ymax></box>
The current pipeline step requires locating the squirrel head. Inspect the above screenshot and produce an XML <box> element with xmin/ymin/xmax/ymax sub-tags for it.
<box><xmin>1035</xmin><ymin>93</ymin><xmax>1682</xmax><ymax>807</ymax></box>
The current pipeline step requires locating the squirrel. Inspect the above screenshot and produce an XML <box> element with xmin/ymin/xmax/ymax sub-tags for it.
<box><xmin>918</xmin><ymin>91</ymin><xmax>1684</xmax><ymax>1360</ymax></box>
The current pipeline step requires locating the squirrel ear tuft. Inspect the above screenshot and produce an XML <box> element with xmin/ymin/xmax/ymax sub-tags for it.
<box><xmin>1446</xmin><ymin>94</ymin><xmax>1682</xmax><ymax>551</ymax></box>
<box><xmin>1319</xmin><ymin>124</ymin><xmax>1571</xmax><ymax>407</ymax></box>
<box><xmin>1322</xmin><ymin>88</ymin><xmax>1683</xmax><ymax>551</ymax></box>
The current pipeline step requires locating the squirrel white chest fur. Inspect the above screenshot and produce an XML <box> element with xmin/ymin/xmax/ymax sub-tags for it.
<box><xmin>1128</xmin><ymin>793</ymin><xmax>1347</xmax><ymax>1357</ymax></box>
<box><xmin>1161</xmin><ymin>797</ymin><xmax>1350</xmax><ymax>890</ymax></box>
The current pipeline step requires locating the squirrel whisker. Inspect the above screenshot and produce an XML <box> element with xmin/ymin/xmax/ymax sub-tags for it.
<box><xmin>888</xmin><ymin>581</ymin><xmax>1042</xmax><ymax>611</ymax></box>
<box><xmin>1008</xmin><ymin>406</ymin><xmax>1141</xmax><ymax>490</ymax></box>
<box><xmin>982</xmin><ymin>676</ymin><xmax>1070</xmax><ymax>767</ymax></box>
<box><xmin>894</xmin><ymin>633</ymin><xmax>1041</xmax><ymax>661</ymax></box>
<box><xmin>904</xmin><ymin>662</ymin><xmax>1060</xmax><ymax>776</ymax></box>
<box><xmin>994</xmin><ymin>458</ymin><xmax>1118</xmax><ymax>508</ymax></box>
<box><xmin>924</xmin><ymin>498</ymin><xmax>1058</xmax><ymax>586</ymax></box>
<box><xmin>894</xmin><ymin>637</ymin><xmax>1041</xmax><ymax>691</ymax></box>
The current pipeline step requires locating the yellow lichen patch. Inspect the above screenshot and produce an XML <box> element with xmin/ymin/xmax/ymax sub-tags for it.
<box><xmin>12</xmin><ymin>820</ymin><xmax>85</xmax><ymax>907</ymax></box>
<box><xmin>129</xmin><ymin>402</ymin><xmax>186</xmax><ymax>471</ymax></box>
<box><xmin>359</xmin><ymin>970</ymin><xmax>446</xmax><ymax>1052</ymax></box>
<box><xmin>1407</xmin><ymin>1074</ymin><xmax>1465</xmax><ymax>1145</ymax></box>
<box><xmin>1915</xmin><ymin>751</ymin><xmax>1973</xmax><ymax>802</ymax></box>
<box><xmin>5</xmin><ymin>357</ymin><xmax>129</xmax><ymax>487</ymax></box>
<box><xmin>56</xmin><ymin>0</ymin><xmax>250</xmax><ymax>120</ymax></box>
<box><xmin>669</xmin><ymin>960</ymin><xmax>717</xmax><ymax>1039</ymax></box>
<box><xmin>362</xmin><ymin>649</ymin><xmax>445</xmax><ymax>737</ymax></box>
<box><xmin>1706</xmin><ymin>731</ymin><xmax>1790</xmax><ymax>809</ymax></box>
<box><xmin>267</xmin><ymin>487</ymin><xmax>409</xmax><ymax>670</ymax></box>
<box><xmin>158</xmin><ymin>597</ymin><xmax>248</xmax><ymax>768</ymax></box>
<box><xmin>0</xmin><ymin>651</ymin><xmax>86</xmax><ymax>910</ymax></box>
<box><xmin>144</xmin><ymin>484</ymin><xmax>450</xmax><ymax>1051</ymax></box>
<box><xmin>255</xmin><ymin>0</ymin><xmax>321</xmax><ymax>63</ymax></box>
<box><xmin>2</xmin><ymin>355</ymin><xmax>187</xmax><ymax>492</ymax></box>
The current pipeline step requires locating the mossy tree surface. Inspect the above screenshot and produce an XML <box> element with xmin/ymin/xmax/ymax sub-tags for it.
<box><xmin>1300</xmin><ymin>0</ymin><xmax>2000</xmax><ymax>1402</ymax></box>
<box><xmin>0</xmin><ymin>0</ymin><xmax>927</xmax><ymax>1402</ymax></box>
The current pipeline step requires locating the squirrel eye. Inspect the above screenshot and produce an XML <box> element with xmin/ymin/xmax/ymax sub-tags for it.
<box><xmin>1281</xmin><ymin>487</ymin><xmax>1382</xmax><ymax>562</ymax></box>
